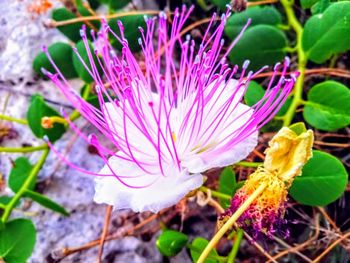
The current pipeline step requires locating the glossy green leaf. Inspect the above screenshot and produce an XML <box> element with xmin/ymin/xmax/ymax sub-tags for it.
<box><xmin>244</xmin><ymin>81</ymin><xmax>292</xmax><ymax>116</ymax></box>
<box><xmin>290</xmin><ymin>150</ymin><xmax>348</xmax><ymax>206</ymax></box>
<box><xmin>228</xmin><ymin>25</ymin><xmax>287</xmax><ymax>71</ymax></box>
<box><xmin>24</xmin><ymin>190</ymin><xmax>69</xmax><ymax>216</ymax></box>
<box><xmin>109</xmin><ymin>0</ymin><xmax>130</xmax><ymax>10</ymax></box>
<box><xmin>311</xmin><ymin>0</ymin><xmax>332</xmax><ymax>14</ymax></box>
<box><xmin>27</xmin><ymin>95</ymin><xmax>66</xmax><ymax>142</ymax></box>
<box><xmin>33</xmin><ymin>42</ymin><xmax>77</xmax><ymax>79</ymax></box>
<box><xmin>209</xmin><ymin>0</ymin><xmax>230</xmax><ymax>10</ymax></box>
<box><xmin>244</xmin><ymin>81</ymin><xmax>265</xmax><ymax>106</ymax></box>
<box><xmin>77</xmin><ymin>6</ymin><xmax>101</xmax><ymax>29</ymax></box>
<box><xmin>190</xmin><ymin>237</ymin><xmax>219</xmax><ymax>263</ymax></box>
<box><xmin>0</xmin><ymin>196</ymin><xmax>20</xmax><ymax>208</ymax></box>
<box><xmin>302</xmin><ymin>2</ymin><xmax>350</xmax><ymax>63</ymax></box>
<box><xmin>225</xmin><ymin>6</ymin><xmax>282</xmax><ymax>39</ymax></box>
<box><xmin>156</xmin><ymin>230</ymin><xmax>188</xmax><ymax>257</ymax></box>
<box><xmin>108</xmin><ymin>15</ymin><xmax>147</xmax><ymax>52</ymax></box>
<box><xmin>8</xmin><ymin>157</ymin><xmax>34</xmax><ymax>193</ymax></box>
<box><xmin>260</xmin><ymin>119</ymin><xmax>283</xmax><ymax>133</ymax></box>
<box><xmin>303</xmin><ymin>81</ymin><xmax>350</xmax><ymax>131</ymax></box>
<box><xmin>0</xmin><ymin>218</ymin><xmax>36</xmax><ymax>263</ymax></box>
<box><xmin>52</xmin><ymin>7</ymin><xmax>98</xmax><ymax>42</ymax></box>
<box><xmin>75</xmin><ymin>0</ymin><xmax>100</xmax><ymax>10</ymax></box>
<box><xmin>0</xmin><ymin>196</ymin><xmax>12</xmax><ymax>206</ymax></box>
<box><xmin>52</xmin><ymin>8</ymin><xmax>84</xmax><ymax>43</ymax></box>
<box><xmin>218</xmin><ymin>167</ymin><xmax>236</xmax><ymax>208</ymax></box>
<box><xmin>87</xmin><ymin>0</ymin><xmax>100</xmax><ymax>9</ymax></box>
<box><xmin>300</xmin><ymin>0</ymin><xmax>319</xmax><ymax>9</ymax></box>
<box><xmin>72</xmin><ymin>39</ymin><xmax>102</xmax><ymax>83</ymax></box>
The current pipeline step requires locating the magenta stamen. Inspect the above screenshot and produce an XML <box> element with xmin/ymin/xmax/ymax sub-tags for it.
<box><xmin>45</xmin><ymin>6</ymin><xmax>297</xmax><ymax>189</ymax></box>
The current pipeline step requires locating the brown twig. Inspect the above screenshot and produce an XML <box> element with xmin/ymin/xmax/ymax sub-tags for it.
<box><xmin>273</xmin><ymin>236</ymin><xmax>313</xmax><ymax>262</ymax></box>
<box><xmin>247</xmin><ymin>0</ymin><xmax>279</xmax><ymax>6</ymax></box>
<box><xmin>57</xmin><ymin>211</ymin><xmax>166</xmax><ymax>259</ymax></box>
<box><xmin>314</xmin><ymin>140</ymin><xmax>350</xmax><ymax>148</ymax></box>
<box><xmin>243</xmin><ymin>232</ymin><xmax>278</xmax><ymax>263</ymax></box>
<box><xmin>97</xmin><ymin>205</ymin><xmax>113</xmax><ymax>263</ymax></box>
<box><xmin>50</xmin><ymin>10</ymin><xmax>161</xmax><ymax>27</ymax></box>
<box><xmin>312</xmin><ymin>231</ymin><xmax>350</xmax><ymax>263</ymax></box>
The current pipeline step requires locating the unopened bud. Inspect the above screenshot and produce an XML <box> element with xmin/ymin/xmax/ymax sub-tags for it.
<box><xmin>41</xmin><ymin>116</ymin><xmax>53</xmax><ymax>129</ymax></box>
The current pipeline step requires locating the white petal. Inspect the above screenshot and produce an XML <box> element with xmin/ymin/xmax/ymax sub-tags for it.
<box><xmin>183</xmin><ymin>131</ymin><xmax>258</xmax><ymax>173</ymax></box>
<box><xmin>178</xmin><ymin>79</ymin><xmax>258</xmax><ymax>173</ymax></box>
<box><xmin>94</xmin><ymin>156</ymin><xmax>203</xmax><ymax>213</ymax></box>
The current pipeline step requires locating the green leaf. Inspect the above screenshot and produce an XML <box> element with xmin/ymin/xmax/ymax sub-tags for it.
<box><xmin>87</xmin><ymin>0</ymin><xmax>100</xmax><ymax>9</ymax></box>
<box><xmin>72</xmin><ymin>39</ymin><xmax>102</xmax><ymax>83</ymax></box>
<box><xmin>77</xmin><ymin>6</ymin><xmax>101</xmax><ymax>29</ymax></box>
<box><xmin>209</xmin><ymin>0</ymin><xmax>230</xmax><ymax>9</ymax></box>
<box><xmin>260</xmin><ymin>119</ymin><xmax>283</xmax><ymax>133</ymax></box>
<box><xmin>27</xmin><ymin>95</ymin><xmax>66</xmax><ymax>142</ymax></box>
<box><xmin>156</xmin><ymin>230</ymin><xmax>188</xmax><ymax>257</ymax></box>
<box><xmin>244</xmin><ymin>81</ymin><xmax>292</xmax><ymax>116</ymax></box>
<box><xmin>244</xmin><ymin>81</ymin><xmax>265</xmax><ymax>106</ymax></box>
<box><xmin>52</xmin><ymin>8</ymin><xmax>85</xmax><ymax>43</ymax></box>
<box><xmin>289</xmin><ymin>122</ymin><xmax>307</xmax><ymax>136</ymax></box>
<box><xmin>190</xmin><ymin>237</ymin><xmax>219</xmax><ymax>263</ymax></box>
<box><xmin>0</xmin><ymin>196</ymin><xmax>20</xmax><ymax>208</ymax></box>
<box><xmin>24</xmin><ymin>190</ymin><xmax>69</xmax><ymax>216</ymax></box>
<box><xmin>302</xmin><ymin>2</ymin><xmax>350</xmax><ymax>63</ymax></box>
<box><xmin>109</xmin><ymin>0</ymin><xmax>131</xmax><ymax>10</ymax></box>
<box><xmin>33</xmin><ymin>42</ymin><xmax>78</xmax><ymax>79</ymax></box>
<box><xmin>228</xmin><ymin>25</ymin><xmax>287</xmax><ymax>71</ymax></box>
<box><xmin>303</xmin><ymin>81</ymin><xmax>350</xmax><ymax>131</ymax></box>
<box><xmin>0</xmin><ymin>218</ymin><xmax>36</xmax><ymax>263</ymax></box>
<box><xmin>9</xmin><ymin>157</ymin><xmax>34</xmax><ymax>193</ymax></box>
<box><xmin>300</xmin><ymin>0</ymin><xmax>319</xmax><ymax>9</ymax></box>
<box><xmin>290</xmin><ymin>150</ymin><xmax>348</xmax><ymax>206</ymax></box>
<box><xmin>311</xmin><ymin>0</ymin><xmax>332</xmax><ymax>14</ymax></box>
<box><xmin>108</xmin><ymin>15</ymin><xmax>147</xmax><ymax>52</ymax></box>
<box><xmin>0</xmin><ymin>196</ymin><xmax>12</xmax><ymax>206</ymax></box>
<box><xmin>218</xmin><ymin>167</ymin><xmax>236</xmax><ymax>208</ymax></box>
<box><xmin>52</xmin><ymin>7</ymin><xmax>99</xmax><ymax>42</ymax></box>
<box><xmin>225</xmin><ymin>6</ymin><xmax>282</xmax><ymax>39</ymax></box>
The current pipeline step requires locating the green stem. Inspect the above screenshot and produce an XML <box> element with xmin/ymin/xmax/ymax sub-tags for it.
<box><xmin>227</xmin><ymin>229</ymin><xmax>244</xmax><ymax>263</ymax></box>
<box><xmin>280</xmin><ymin>0</ymin><xmax>308</xmax><ymax>127</ymax></box>
<box><xmin>200</xmin><ymin>186</ymin><xmax>232</xmax><ymax>200</ymax></box>
<box><xmin>197</xmin><ymin>182</ymin><xmax>267</xmax><ymax>263</ymax></box>
<box><xmin>235</xmin><ymin>161</ymin><xmax>262</xmax><ymax>168</ymax></box>
<box><xmin>277</xmin><ymin>23</ymin><xmax>291</xmax><ymax>30</ymax></box>
<box><xmin>1</xmin><ymin>148</ymin><xmax>50</xmax><ymax>222</ymax></box>
<box><xmin>0</xmin><ymin>144</ymin><xmax>48</xmax><ymax>153</ymax></box>
<box><xmin>0</xmin><ymin>114</ymin><xmax>28</xmax><ymax>125</ymax></box>
<box><xmin>284</xmin><ymin>46</ymin><xmax>298</xmax><ymax>53</ymax></box>
<box><xmin>186</xmin><ymin>244</ymin><xmax>227</xmax><ymax>262</ymax></box>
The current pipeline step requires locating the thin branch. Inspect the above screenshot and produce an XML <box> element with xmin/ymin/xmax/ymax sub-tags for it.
<box><xmin>49</xmin><ymin>10</ymin><xmax>161</xmax><ymax>27</ymax></box>
<box><xmin>312</xmin><ymin>231</ymin><xmax>350</xmax><ymax>263</ymax></box>
<box><xmin>97</xmin><ymin>205</ymin><xmax>113</xmax><ymax>263</ymax></box>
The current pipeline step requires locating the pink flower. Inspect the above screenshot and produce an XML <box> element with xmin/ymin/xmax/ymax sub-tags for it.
<box><xmin>43</xmin><ymin>6</ymin><xmax>297</xmax><ymax>212</ymax></box>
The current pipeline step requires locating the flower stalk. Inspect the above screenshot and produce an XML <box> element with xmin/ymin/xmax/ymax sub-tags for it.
<box><xmin>197</xmin><ymin>182</ymin><xmax>267</xmax><ymax>263</ymax></box>
<box><xmin>0</xmin><ymin>144</ymin><xmax>48</xmax><ymax>153</ymax></box>
<box><xmin>0</xmin><ymin>114</ymin><xmax>28</xmax><ymax>125</ymax></box>
<box><xmin>1</xmin><ymin>147</ymin><xmax>50</xmax><ymax>222</ymax></box>
<box><xmin>280</xmin><ymin>0</ymin><xmax>308</xmax><ymax>126</ymax></box>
